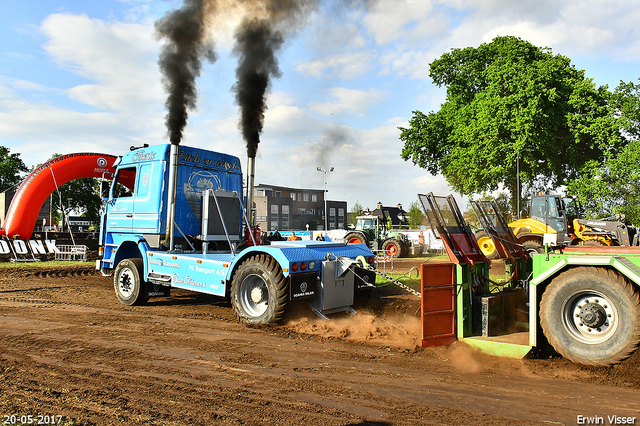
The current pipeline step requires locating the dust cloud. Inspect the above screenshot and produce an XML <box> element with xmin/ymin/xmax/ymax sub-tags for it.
<box><xmin>287</xmin><ymin>311</ymin><xmax>421</xmax><ymax>350</ymax></box>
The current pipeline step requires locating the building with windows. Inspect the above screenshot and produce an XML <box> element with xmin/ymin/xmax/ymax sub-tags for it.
<box><xmin>252</xmin><ymin>184</ymin><xmax>347</xmax><ymax>231</ymax></box>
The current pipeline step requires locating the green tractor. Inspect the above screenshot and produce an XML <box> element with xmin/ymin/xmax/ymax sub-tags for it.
<box><xmin>344</xmin><ymin>214</ymin><xmax>410</xmax><ymax>258</ymax></box>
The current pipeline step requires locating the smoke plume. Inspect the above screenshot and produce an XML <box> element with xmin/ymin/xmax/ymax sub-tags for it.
<box><xmin>156</xmin><ymin>0</ymin><xmax>216</xmax><ymax>145</ymax></box>
<box><xmin>156</xmin><ymin>0</ymin><xmax>317</xmax><ymax>156</ymax></box>
<box><xmin>311</xmin><ymin>125</ymin><xmax>354</xmax><ymax>167</ymax></box>
<box><xmin>232</xmin><ymin>19</ymin><xmax>283</xmax><ymax>158</ymax></box>
<box><xmin>232</xmin><ymin>0</ymin><xmax>317</xmax><ymax>158</ymax></box>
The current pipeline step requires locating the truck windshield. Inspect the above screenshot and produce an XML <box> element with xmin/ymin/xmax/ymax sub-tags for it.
<box><xmin>356</xmin><ymin>218</ymin><xmax>376</xmax><ymax>230</ymax></box>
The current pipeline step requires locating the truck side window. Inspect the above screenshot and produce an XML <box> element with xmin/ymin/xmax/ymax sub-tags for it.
<box><xmin>113</xmin><ymin>167</ymin><xmax>136</xmax><ymax>199</ymax></box>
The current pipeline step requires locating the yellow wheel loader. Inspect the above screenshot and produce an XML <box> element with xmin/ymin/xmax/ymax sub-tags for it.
<box><xmin>476</xmin><ymin>195</ymin><xmax>636</xmax><ymax>258</ymax></box>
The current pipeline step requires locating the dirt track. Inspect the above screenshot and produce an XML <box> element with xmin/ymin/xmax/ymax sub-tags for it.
<box><xmin>1</xmin><ymin>262</ymin><xmax>640</xmax><ymax>426</ymax></box>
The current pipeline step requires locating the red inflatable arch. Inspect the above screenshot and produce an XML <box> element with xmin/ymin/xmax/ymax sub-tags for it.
<box><xmin>1</xmin><ymin>153</ymin><xmax>119</xmax><ymax>240</ymax></box>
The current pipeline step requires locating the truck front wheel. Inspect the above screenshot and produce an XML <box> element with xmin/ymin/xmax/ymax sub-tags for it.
<box><xmin>114</xmin><ymin>258</ymin><xmax>146</xmax><ymax>306</ymax></box>
<box><xmin>540</xmin><ymin>267</ymin><xmax>640</xmax><ymax>365</ymax></box>
<box><xmin>231</xmin><ymin>255</ymin><xmax>288</xmax><ymax>324</ymax></box>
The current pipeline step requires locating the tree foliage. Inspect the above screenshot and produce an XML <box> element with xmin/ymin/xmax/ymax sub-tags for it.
<box><xmin>406</xmin><ymin>200</ymin><xmax>425</xmax><ymax>228</ymax></box>
<box><xmin>567</xmin><ymin>79</ymin><xmax>640</xmax><ymax>223</ymax></box>
<box><xmin>400</xmin><ymin>36</ymin><xmax>622</xmax><ymax>210</ymax></box>
<box><xmin>348</xmin><ymin>201</ymin><xmax>364</xmax><ymax>226</ymax></box>
<box><xmin>0</xmin><ymin>146</ymin><xmax>28</xmax><ymax>193</ymax></box>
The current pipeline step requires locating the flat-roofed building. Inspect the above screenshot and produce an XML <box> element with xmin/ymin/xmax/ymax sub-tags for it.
<box><xmin>252</xmin><ymin>184</ymin><xmax>347</xmax><ymax>231</ymax></box>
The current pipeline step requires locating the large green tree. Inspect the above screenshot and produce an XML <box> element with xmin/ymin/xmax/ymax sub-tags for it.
<box><xmin>0</xmin><ymin>146</ymin><xmax>28</xmax><ymax>193</ymax></box>
<box><xmin>399</xmin><ymin>36</ymin><xmax>622</xmax><ymax>210</ymax></box>
<box><xmin>567</xmin><ymin>79</ymin><xmax>640</xmax><ymax>223</ymax></box>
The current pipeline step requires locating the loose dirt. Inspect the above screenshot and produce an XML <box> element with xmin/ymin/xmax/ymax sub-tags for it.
<box><xmin>1</xmin><ymin>263</ymin><xmax>639</xmax><ymax>425</ymax></box>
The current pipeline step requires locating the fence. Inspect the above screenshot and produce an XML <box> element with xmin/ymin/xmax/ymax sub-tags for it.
<box><xmin>54</xmin><ymin>245</ymin><xmax>88</xmax><ymax>262</ymax></box>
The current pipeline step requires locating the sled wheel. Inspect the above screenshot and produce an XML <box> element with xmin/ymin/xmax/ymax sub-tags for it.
<box><xmin>475</xmin><ymin>231</ymin><xmax>498</xmax><ymax>259</ymax></box>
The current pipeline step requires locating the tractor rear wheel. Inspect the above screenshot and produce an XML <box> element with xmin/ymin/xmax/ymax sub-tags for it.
<box><xmin>539</xmin><ymin>267</ymin><xmax>640</xmax><ymax>365</ymax></box>
<box><xmin>382</xmin><ymin>239</ymin><xmax>402</xmax><ymax>258</ymax></box>
<box><xmin>345</xmin><ymin>232</ymin><xmax>367</xmax><ymax>245</ymax></box>
<box><xmin>231</xmin><ymin>255</ymin><xmax>288</xmax><ymax>324</ymax></box>
<box><xmin>114</xmin><ymin>258</ymin><xmax>147</xmax><ymax>306</ymax></box>
<box><xmin>475</xmin><ymin>231</ymin><xmax>498</xmax><ymax>259</ymax></box>
<box><xmin>522</xmin><ymin>239</ymin><xmax>544</xmax><ymax>254</ymax></box>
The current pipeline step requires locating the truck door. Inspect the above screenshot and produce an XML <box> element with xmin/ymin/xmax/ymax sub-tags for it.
<box><xmin>106</xmin><ymin>166</ymin><xmax>137</xmax><ymax>231</ymax></box>
<box><xmin>132</xmin><ymin>163</ymin><xmax>161</xmax><ymax>233</ymax></box>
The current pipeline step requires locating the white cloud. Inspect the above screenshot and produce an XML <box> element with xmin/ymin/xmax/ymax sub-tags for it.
<box><xmin>252</xmin><ymin>116</ymin><xmax>456</xmax><ymax>209</ymax></box>
<box><xmin>304</xmin><ymin>15</ymin><xmax>367</xmax><ymax>52</ymax></box>
<box><xmin>295</xmin><ymin>51</ymin><xmax>377</xmax><ymax>79</ymax></box>
<box><xmin>362</xmin><ymin>0</ymin><xmax>436</xmax><ymax>45</ymax></box>
<box><xmin>1</xmin><ymin>13</ymin><xmax>167</xmax><ymax>167</ymax></box>
<box><xmin>309</xmin><ymin>87</ymin><xmax>386</xmax><ymax>116</ymax></box>
<box><xmin>41</xmin><ymin>13</ymin><xmax>162</xmax><ymax>113</ymax></box>
<box><xmin>447</xmin><ymin>0</ymin><xmax>640</xmax><ymax>60</ymax></box>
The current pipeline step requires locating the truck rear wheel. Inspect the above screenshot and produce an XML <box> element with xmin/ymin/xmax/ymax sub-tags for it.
<box><xmin>231</xmin><ymin>255</ymin><xmax>288</xmax><ymax>324</ymax></box>
<box><xmin>114</xmin><ymin>258</ymin><xmax>146</xmax><ymax>306</ymax></box>
<box><xmin>540</xmin><ymin>267</ymin><xmax>640</xmax><ymax>365</ymax></box>
<box><xmin>345</xmin><ymin>232</ymin><xmax>366</xmax><ymax>245</ymax></box>
<box><xmin>475</xmin><ymin>231</ymin><xmax>498</xmax><ymax>259</ymax></box>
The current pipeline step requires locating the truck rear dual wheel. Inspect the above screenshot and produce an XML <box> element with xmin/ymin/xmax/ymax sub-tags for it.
<box><xmin>114</xmin><ymin>258</ymin><xmax>147</xmax><ymax>306</ymax></box>
<box><xmin>540</xmin><ymin>267</ymin><xmax>640</xmax><ymax>365</ymax></box>
<box><xmin>231</xmin><ymin>255</ymin><xmax>288</xmax><ymax>324</ymax></box>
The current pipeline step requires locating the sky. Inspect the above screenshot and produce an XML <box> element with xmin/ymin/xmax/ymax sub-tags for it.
<box><xmin>2</xmin><ymin>0</ymin><xmax>640</xmax><ymax>214</ymax></box>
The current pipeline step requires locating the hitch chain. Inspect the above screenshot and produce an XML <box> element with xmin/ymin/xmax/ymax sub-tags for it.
<box><xmin>362</xmin><ymin>264</ymin><xmax>421</xmax><ymax>298</ymax></box>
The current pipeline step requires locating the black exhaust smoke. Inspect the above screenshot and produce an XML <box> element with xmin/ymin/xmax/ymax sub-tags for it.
<box><xmin>232</xmin><ymin>18</ymin><xmax>284</xmax><ymax>159</ymax></box>
<box><xmin>232</xmin><ymin>0</ymin><xmax>317</xmax><ymax>158</ymax></box>
<box><xmin>156</xmin><ymin>0</ymin><xmax>317</xmax><ymax>153</ymax></box>
<box><xmin>156</xmin><ymin>0</ymin><xmax>216</xmax><ymax>145</ymax></box>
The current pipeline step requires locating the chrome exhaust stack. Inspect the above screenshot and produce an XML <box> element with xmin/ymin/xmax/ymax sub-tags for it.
<box><xmin>246</xmin><ymin>156</ymin><xmax>256</xmax><ymax>226</ymax></box>
<box><xmin>165</xmin><ymin>143</ymin><xmax>179</xmax><ymax>251</ymax></box>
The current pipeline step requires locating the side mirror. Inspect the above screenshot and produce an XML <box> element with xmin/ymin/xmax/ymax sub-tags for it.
<box><xmin>101</xmin><ymin>180</ymin><xmax>111</xmax><ymax>200</ymax></box>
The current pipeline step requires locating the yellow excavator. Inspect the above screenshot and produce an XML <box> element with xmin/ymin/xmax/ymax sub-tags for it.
<box><xmin>475</xmin><ymin>195</ymin><xmax>638</xmax><ymax>258</ymax></box>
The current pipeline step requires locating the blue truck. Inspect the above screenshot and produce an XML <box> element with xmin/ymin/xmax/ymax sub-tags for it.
<box><xmin>96</xmin><ymin>143</ymin><xmax>376</xmax><ymax>323</ymax></box>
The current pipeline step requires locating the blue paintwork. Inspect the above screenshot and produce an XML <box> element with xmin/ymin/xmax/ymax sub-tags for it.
<box><xmin>148</xmin><ymin>251</ymin><xmax>233</xmax><ymax>296</ymax></box>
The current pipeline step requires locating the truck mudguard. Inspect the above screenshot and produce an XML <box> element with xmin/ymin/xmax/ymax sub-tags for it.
<box><xmin>225</xmin><ymin>241</ymin><xmax>376</xmax><ymax>281</ymax></box>
<box><xmin>1</xmin><ymin>153</ymin><xmax>118</xmax><ymax>239</ymax></box>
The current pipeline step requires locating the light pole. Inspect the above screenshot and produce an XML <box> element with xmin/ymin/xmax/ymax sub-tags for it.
<box><xmin>317</xmin><ymin>166</ymin><xmax>334</xmax><ymax>230</ymax></box>
<box><xmin>516</xmin><ymin>150</ymin><xmax>521</xmax><ymax>219</ymax></box>
<box><xmin>516</xmin><ymin>148</ymin><xmax>533</xmax><ymax>219</ymax></box>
